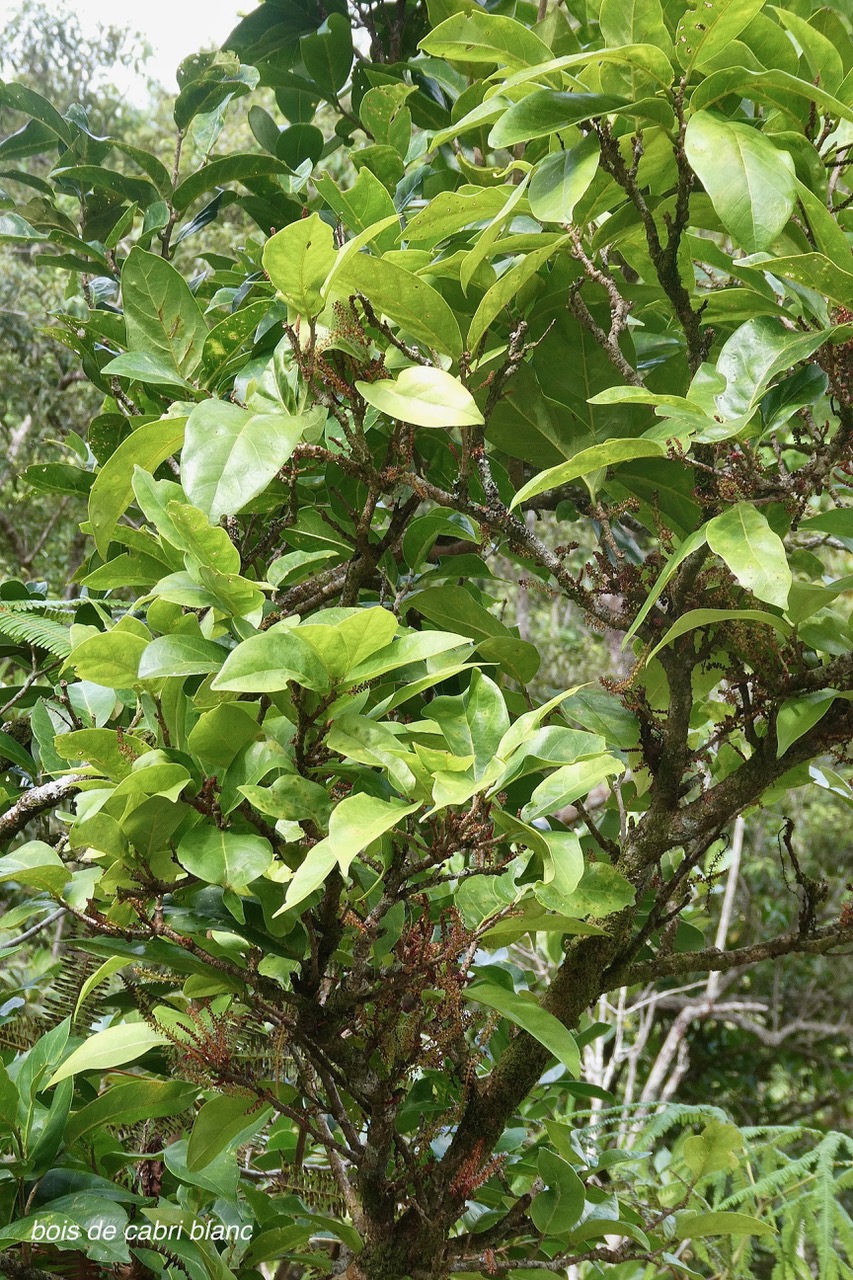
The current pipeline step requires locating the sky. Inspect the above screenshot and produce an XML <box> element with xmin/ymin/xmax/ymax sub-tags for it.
<box><xmin>0</xmin><ymin>0</ymin><xmax>249</xmax><ymax>95</ymax></box>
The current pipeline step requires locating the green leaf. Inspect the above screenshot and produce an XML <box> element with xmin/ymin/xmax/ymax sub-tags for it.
<box><xmin>419</xmin><ymin>11</ymin><xmax>554</xmax><ymax>68</ymax></box>
<box><xmin>182</xmin><ymin>400</ymin><xmax>305</xmax><ymax>520</ymax></box>
<box><xmin>89</xmin><ymin>417</ymin><xmax>186</xmax><ymax>558</ymax></box>
<box><xmin>530</xmin><ymin>1150</ymin><xmax>585</xmax><ymax>1236</ymax></box>
<box><xmin>299</xmin><ymin>608</ymin><xmax>400</xmax><ymax>680</ymax></box>
<box><xmin>121</xmin><ymin>248</ymin><xmax>208</xmax><ymax>376</ymax></box>
<box><xmin>600</xmin><ymin>0</ymin><xmax>672</xmax><ymax>54</ymax></box>
<box><xmin>529</xmin><ymin>136</ymin><xmax>600</xmax><ymax>223</ymax></box>
<box><xmin>0</xmin><ymin>841</ymin><xmax>68</xmax><ymax>894</ymax></box>
<box><xmin>66</xmin><ymin>1079</ymin><xmax>197</xmax><ymax>1145</ymax></box>
<box><xmin>101</xmin><ymin>352</ymin><xmax>196</xmax><ymax>394</ymax></box>
<box><xmin>690</xmin><ymin>66</ymin><xmax>853</xmax><ymax>127</ymax></box>
<box><xmin>713</xmin><ymin>318</ymin><xmax>841</xmax><ymax>422</ymax></box>
<box><xmin>344</xmin><ymin>629</ymin><xmax>474</xmax><ymax>684</ymax></box>
<box><xmin>409</xmin><ymin>584</ymin><xmax>513</xmax><ymax>644</ymax></box>
<box><xmin>674</xmin><ymin>1211</ymin><xmax>775</xmax><ymax>1240</ymax></box>
<box><xmin>55</xmin><ymin>729</ymin><xmax>151</xmax><ymax>779</ymax></box>
<box><xmin>69</xmin><ymin>630</ymin><xmax>148</xmax><ymax>689</ymax></box>
<box><xmin>174</xmin><ymin>52</ymin><xmax>259</xmax><ymax>130</ymax></box>
<box><xmin>280</xmin><ymin>794</ymin><xmax>419</xmax><ymax>913</ymax></box>
<box><xmin>800</xmin><ymin>510</ymin><xmax>853</xmax><ymax>538</ymax></box>
<box><xmin>510</xmin><ymin>439</ymin><xmax>666</xmax><ymax>509</ymax></box>
<box><xmin>676</xmin><ymin>0</ymin><xmax>768</xmax><ymax>71</ymax></box>
<box><xmin>315</xmin><ymin>168</ymin><xmax>398</xmax><ymax>250</ymax></box>
<box><xmin>0</xmin><ymin>212</ymin><xmax>41</xmax><ymax>242</ymax></box>
<box><xmin>0</xmin><ymin>82</ymin><xmax>73</xmax><ymax>142</ymax></box>
<box><xmin>0</xmin><ymin>1061</ymin><xmax>18</xmax><ymax>1127</ymax></box>
<box><xmin>187</xmin><ymin>1094</ymin><xmax>272</xmax><ymax>1170</ymax></box>
<box><xmin>176</xmin><ymin>827</ymin><xmax>273</xmax><ymax>890</ymax></box>
<box><xmin>706</xmin><ymin>503</ymin><xmax>791</xmax><ymax>608</ymax></box>
<box><xmin>480</xmin><ymin>911</ymin><xmax>606</xmax><ymax>945</ymax></box>
<box><xmin>47</xmin><ymin>1022</ymin><xmax>170</xmax><ymax>1087</ymax></box>
<box><xmin>623</xmin><ymin>525</ymin><xmax>709</xmax><ymax>647</ymax></box>
<box><xmin>538</xmin><ymin>860</ymin><xmax>635</xmax><ymax>919</ymax></box>
<box><xmin>300</xmin><ymin>14</ymin><xmax>353</xmax><ymax>92</ymax></box>
<box><xmin>0</xmin><ymin>728</ymin><xmax>36</xmax><ymax>771</ymax></box>
<box><xmin>356</xmin><ymin>366</ymin><xmax>483</xmax><ymax>428</ymax></box>
<box><xmin>138</xmin><ymin>634</ymin><xmax>227</xmax><ymax>680</ymax></box>
<box><xmin>263</xmin><ymin>214</ymin><xmax>338</xmax><ymax>318</ymax></box>
<box><xmin>468</xmin><ymin>241</ymin><xmax>562</xmax><ymax>354</ymax></box>
<box><xmin>683</xmin><ymin>1121</ymin><xmax>743</xmax><ymax>1179</ymax></box>
<box><xmin>776</xmin><ymin>690</ymin><xmax>836</xmax><ymax>757</ymax></box>
<box><xmin>431</xmin><ymin>670</ymin><xmax>510</xmax><ymax>780</ymax></box>
<box><xmin>466</xmin><ymin>980</ymin><xmax>580</xmax><ymax>1075</ymax></box>
<box><xmin>211</xmin><ymin>624</ymin><xmax>330</xmax><ymax>693</ymax></box>
<box><xmin>331</xmin><ymin>254</ymin><xmax>463</xmax><ymax>360</ymax></box>
<box><xmin>648</xmin><ymin>608</ymin><xmax>792</xmax><ymax>661</ymax></box>
<box><xmin>172</xmin><ymin>154</ymin><xmax>291</xmax><ymax>211</ymax></box>
<box><xmin>684</xmin><ymin>113</ymin><xmax>796</xmax><ymax>253</ymax></box>
<box><xmin>522</xmin><ymin>756</ymin><xmax>623</xmax><ymax>821</ymax></box>
<box><xmin>187</xmin><ymin>702</ymin><xmax>262</xmax><ymax>770</ymax></box>
<box><xmin>490</xmin><ymin>93</ymin><xmax>627</xmax><ymax>149</ymax></box>
<box><xmin>762</xmin><ymin>253</ymin><xmax>853</xmax><ymax>310</ymax></box>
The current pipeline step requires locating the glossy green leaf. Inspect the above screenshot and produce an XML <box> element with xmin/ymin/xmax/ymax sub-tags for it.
<box><xmin>331</xmin><ymin>253</ymin><xmax>463</xmax><ymax>359</ymax></box>
<box><xmin>676</xmin><ymin>0</ymin><xmax>767</xmax><ymax>71</ymax></box>
<box><xmin>101</xmin><ymin>352</ymin><xmax>196</xmax><ymax>394</ymax></box>
<box><xmin>300</xmin><ymin>14</ymin><xmax>353</xmax><ymax>92</ymax></box>
<box><xmin>47</xmin><ymin>1023</ymin><xmax>170</xmax><ymax>1086</ymax></box>
<box><xmin>176</xmin><ymin>827</ymin><xmax>273</xmax><ymax>890</ymax></box>
<box><xmin>182</xmin><ymin>400</ymin><xmax>305</xmax><ymax>520</ymax></box>
<box><xmin>121</xmin><ymin>247</ymin><xmax>207</xmax><ymax>375</ymax></box>
<box><xmin>649</xmin><ymin>609</ymin><xmax>792</xmax><ymax>661</ymax></box>
<box><xmin>419</xmin><ymin>11</ymin><xmax>553</xmax><ymax>67</ymax></box>
<box><xmin>211</xmin><ymin>624</ymin><xmax>330</xmax><ymax>693</ymax></box>
<box><xmin>537</xmin><ymin>861</ymin><xmax>635</xmax><ymax>919</ymax></box>
<box><xmin>466</xmin><ymin>980</ymin><xmax>580</xmax><ymax>1074</ymax></box>
<box><xmin>69</xmin><ymin>630</ymin><xmax>148</xmax><ymax>689</ymax></box>
<box><xmin>66</xmin><ymin>1079</ymin><xmax>198</xmax><ymax>1145</ymax></box>
<box><xmin>522</xmin><ymin>755</ymin><xmax>623</xmax><ymax>822</ymax></box>
<box><xmin>684</xmin><ymin>113</ymin><xmax>796</xmax><ymax>253</ymax></box>
<box><xmin>528</xmin><ymin>136</ymin><xmax>600</xmax><ymax>223</ymax></box>
<box><xmin>263</xmin><ymin>213</ymin><xmax>337</xmax><ymax>318</ymax></box>
<box><xmin>489</xmin><ymin>93</ymin><xmax>626</xmax><ymax>149</ymax></box>
<box><xmin>89</xmin><ymin>417</ymin><xmax>186</xmax><ymax>558</ymax></box>
<box><xmin>706</xmin><ymin>503</ymin><xmax>791</xmax><ymax>609</ymax></box>
<box><xmin>674</xmin><ymin>1211</ymin><xmax>775</xmax><ymax>1240</ymax></box>
<box><xmin>0</xmin><ymin>841</ymin><xmax>68</xmax><ymax>894</ymax></box>
<box><xmin>356</xmin><ymin>366</ymin><xmax>483</xmax><ymax>428</ymax></box>
<box><xmin>280</xmin><ymin>793</ymin><xmax>419</xmax><ymax>913</ymax></box>
<box><xmin>510</xmin><ymin>439</ymin><xmax>666</xmax><ymax>509</ymax></box>
<box><xmin>138</xmin><ymin>634</ymin><xmax>227</xmax><ymax>680</ymax></box>
<box><xmin>776</xmin><ymin>690</ymin><xmax>836</xmax><ymax>757</ymax></box>
<box><xmin>530</xmin><ymin>1150</ymin><xmax>585</xmax><ymax>1235</ymax></box>
<box><xmin>187</xmin><ymin>1093</ymin><xmax>272</xmax><ymax>1170</ymax></box>
<box><xmin>468</xmin><ymin>241</ymin><xmax>562</xmax><ymax>353</ymax></box>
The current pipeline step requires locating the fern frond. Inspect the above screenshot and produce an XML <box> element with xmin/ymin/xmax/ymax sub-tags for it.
<box><xmin>0</xmin><ymin>606</ymin><xmax>71</xmax><ymax>656</ymax></box>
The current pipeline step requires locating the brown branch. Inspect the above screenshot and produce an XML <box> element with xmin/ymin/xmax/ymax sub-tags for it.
<box><xmin>612</xmin><ymin>919</ymin><xmax>853</xmax><ymax>988</ymax></box>
<box><xmin>0</xmin><ymin>775</ymin><xmax>85</xmax><ymax>843</ymax></box>
<box><xmin>568</xmin><ymin>232</ymin><xmax>643</xmax><ymax>387</ymax></box>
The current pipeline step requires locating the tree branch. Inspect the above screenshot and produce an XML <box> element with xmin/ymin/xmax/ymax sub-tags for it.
<box><xmin>612</xmin><ymin>917</ymin><xmax>853</xmax><ymax>987</ymax></box>
<box><xmin>0</xmin><ymin>776</ymin><xmax>85</xmax><ymax>843</ymax></box>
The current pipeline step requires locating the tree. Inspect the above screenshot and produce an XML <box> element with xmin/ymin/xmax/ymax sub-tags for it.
<box><xmin>1</xmin><ymin>0</ymin><xmax>853</xmax><ymax>1277</ymax></box>
<box><xmin>0</xmin><ymin>2</ymin><xmax>154</xmax><ymax>587</ymax></box>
